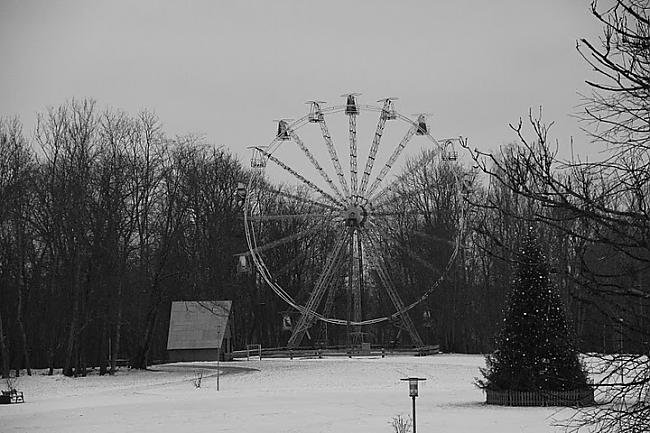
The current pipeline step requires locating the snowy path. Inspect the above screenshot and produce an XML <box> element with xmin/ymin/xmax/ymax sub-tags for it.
<box><xmin>1</xmin><ymin>355</ymin><xmax>579</xmax><ymax>432</ymax></box>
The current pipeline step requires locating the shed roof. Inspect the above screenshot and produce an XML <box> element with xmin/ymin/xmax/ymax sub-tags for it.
<box><xmin>166</xmin><ymin>301</ymin><xmax>232</xmax><ymax>350</ymax></box>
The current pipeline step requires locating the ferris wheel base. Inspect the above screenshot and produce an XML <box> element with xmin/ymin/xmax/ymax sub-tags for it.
<box><xmin>237</xmin><ymin>345</ymin><xmax>441</xmax><ymax>359</ymax></box>
<box><xmin>415</xmin><ymin>345</ymin><xmax>441</xmax><ymax>356</ymax></box>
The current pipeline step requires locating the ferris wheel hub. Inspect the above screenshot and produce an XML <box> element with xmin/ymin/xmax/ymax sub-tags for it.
<box><xmin>342</xmin><ymin>204</ymin><xmax>367</xmax><ymax>227</ymax></box>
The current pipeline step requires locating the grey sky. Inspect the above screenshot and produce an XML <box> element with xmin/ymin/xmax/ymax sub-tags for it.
<box><xmin>1</xmin><ymin>0</ymin><xmax>603</xmax><ymax>165</ymax></box>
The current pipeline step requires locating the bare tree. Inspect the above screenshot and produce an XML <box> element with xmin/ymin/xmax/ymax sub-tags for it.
<box><xmin>462</xmin><ymin>1</ymin><xmax>649</xmax><ymax>430</ymax></box>
<box><xmin>0</xmin><ymin>117</ymin><xmax>33</xmax><ymax>378</ymax></box>
<box><xmin>87</xmin><ymin>109</ymin><xmax>143</xmax><ymax>374</ymax></box>
<box><xmin>0</xmin><ymin>100</ymin><xmax>267</xmax><ymax>375</ymax></box>
<box><xmin>35</xmin><ymin>99</ymin><xmax>99</xmax><ymax>377</ymax></box>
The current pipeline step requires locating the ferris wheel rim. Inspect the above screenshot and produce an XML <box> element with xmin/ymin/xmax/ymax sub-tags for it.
<box><xmin>262</xmin><ymin>104</ymin><xmax>445</xmax><ymax>156</ymax></box>
<box><xmin>243</xmin><ymin>100</ymin><xmax>467</xmax><ymax>327</ymax></box>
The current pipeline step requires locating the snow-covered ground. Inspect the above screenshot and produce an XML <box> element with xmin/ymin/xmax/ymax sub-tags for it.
<box><xmin>2</xmin><ymin>354</ymin><xmax>586</xmax><ymax>432</ymax></box>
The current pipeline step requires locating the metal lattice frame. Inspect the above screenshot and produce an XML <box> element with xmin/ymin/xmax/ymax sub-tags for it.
<box><xmin>243</xmin><ymin>98</ymin><xmax>466</xmax><ymax>349</ymax></box>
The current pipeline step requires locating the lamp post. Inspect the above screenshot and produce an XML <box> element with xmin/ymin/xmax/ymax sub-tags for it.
<box><xmin>619</xmin><ymin>317</ymin><xmax>624</xmax><ymax>353</ymax></box>
<box><xmin>619</xmin><ymin>317</ymin><xmax>624</xmax><ymax>385</ymax></box>
<box><xmin>401</xmin><ymin>377</ymin><xmax>426</xmax><ymax>433</ymax></box>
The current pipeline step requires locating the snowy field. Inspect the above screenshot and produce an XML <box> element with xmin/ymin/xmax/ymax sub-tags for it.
<box><xmin>1</xmin><ymin>354</ymin><xmax>589</xmax><ymax>433</ymax></box>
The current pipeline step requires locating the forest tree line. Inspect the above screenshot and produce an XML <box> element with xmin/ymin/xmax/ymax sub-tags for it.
<box><xmin>1</xmin><ymin>95</ymin><xmax>647</xmax><ymax>379</ymax></box>
<box><xmin>0</xmin><ymin>100</ymin><xmax>248</xmax><ymax>376</ymax></box>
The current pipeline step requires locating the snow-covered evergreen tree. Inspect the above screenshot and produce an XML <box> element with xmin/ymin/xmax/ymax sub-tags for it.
<box><xmin>479</xmin><ymin>228</ymin><xmax>589</xmax><ymax>391</ymax></box>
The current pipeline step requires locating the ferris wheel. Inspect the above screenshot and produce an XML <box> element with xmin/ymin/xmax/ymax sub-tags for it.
<box><xmin>242</xmin><ymin>95</ymin><xmax>466</xmax><ymax>349</ymax></box>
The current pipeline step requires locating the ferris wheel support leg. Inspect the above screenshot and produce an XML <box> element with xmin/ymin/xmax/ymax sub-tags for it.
<box><xmin>316</xmin><ymin>287</ymin><xmax>338</xmax><ymax>345</ymax></box>
<box><xmin>352</xmin><ymin>231</ymin><xmax>363</xmax><ymax>325</ymax></box>
<box><xmin>287</xmin><ymin>231</ymin><xmax>350</xmax><ymax>349</ymax></box>
<box><xmin>363</xmin><ymin>236</ymin><xmax>424</xmax><ymax>348</ymax></box>
<box><xmin>288</xmin><ymin>312</ymin><xmax>316</xmax><ymax>349</ymax></box>
<box><xmin>321</xmin><ymin>282</ymin><xmax>338</xmax><ymax>320</ymax></box>
<box><xmin>379</xmin><ymin>277</ymin><xmax>424</xmax><ymax>348</ymax></box>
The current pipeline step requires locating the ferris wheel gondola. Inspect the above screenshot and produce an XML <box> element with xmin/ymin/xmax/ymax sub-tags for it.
<box><xmin>241</xmin><ymin>96</ymin><xmax>467</xmax><ymax>349</ymax></box>
<box><xmin>274</xmin><ymin>119</ymin><xmax>293</xmax><ymax>141</ymax></box>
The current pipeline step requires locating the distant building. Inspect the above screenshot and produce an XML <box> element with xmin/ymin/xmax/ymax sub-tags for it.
<box><xmin>166</xmin><ymin>301</ymin><xmax>233</xmax><ymax>362</ymax></box>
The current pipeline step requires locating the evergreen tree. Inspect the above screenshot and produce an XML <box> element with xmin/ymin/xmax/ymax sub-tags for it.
<box><xmin>479</xmin><ymin>228</ymin><xmax>589</xmax><ymax>391</ymax></box>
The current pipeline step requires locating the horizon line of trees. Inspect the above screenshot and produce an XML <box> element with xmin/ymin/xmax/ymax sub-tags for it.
<box><xmin>1</xmin><ymin>95</ymin><xmax>645</xmax><ymax>380</ymax></box>
<box><xmin>0</xmin><ymin>100</ymin><xmax>251</xmax><ymax>376</ymax></box>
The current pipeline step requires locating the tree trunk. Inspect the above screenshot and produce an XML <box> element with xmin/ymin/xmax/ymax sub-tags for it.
<box><xmin>63</xmin><ymin>301</ymin><xmax>78</xmax><ymax>377</ymax></box>
<box><xmin>46</xmin><ymin>261</ymin><xmax>57</xmax><ymax>376</ymax></box>
<box><xmin>15</xmin><ymin>313</ymin><xmax>30</xmax><ymax>376</ymax></box>
<box><xmin>15</xmin><ymin>218</ymin><xmax>31</xmax><ymax>375</ymax></box>
<box><xmin>110</xmin><ymin>312</ymin><xmax>122</xmax><ymax>374</ymax></box>
<box><xmin>78</xmin><ymin>335</ymin><xmax>87</xmax><ymax>377</ymax></box>
<box><xmin>132</xmin><ymin>301</ymin><xmax>160</xmax><ymax>369</ymax></box>
<box><xmin>109</xmin><ymin>268</ymin><xmax>124</xmax><ymax>375</ymax></box>
<box><xmin>0</xmin><ymin>310</ymin><xmax>9</xmax><ymax>379</ymax></box>
<box><xmin>16</xmin><ymin>274</ymin><xmax>31</xmax><ymax>375</ymax></box>
<box><xmin>47</xmin><ymin>345</ymin><xmax>54</xmax><ymax>376</ymax></box>
<box><xmin>63</xmin><ymin>250</ymin><xmax>82</xmax><ymax>377</ymax></box>
<box><xmin>99</xmin><ymin>321</ymin><xmax>107</xmax><ymax>376</ymax></box>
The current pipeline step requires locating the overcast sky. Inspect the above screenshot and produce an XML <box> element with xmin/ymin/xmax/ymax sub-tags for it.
<box><xmin>1</xmin><ymin>0</ymin><xmax>604</xmax><ymax>165</ymax></box>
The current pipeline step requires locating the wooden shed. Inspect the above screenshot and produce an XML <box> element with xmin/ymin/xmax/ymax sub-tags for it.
<box><xmin>166</xmin><ymin>301</ymin><xmax>234</xmax><ymax>362</ymax></box>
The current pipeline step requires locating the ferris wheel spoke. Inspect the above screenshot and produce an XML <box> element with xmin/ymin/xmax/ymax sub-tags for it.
<box><xmin>360</xmin><ymin>230</ymin><xmax>424</xmax><ymax>347</ymax></box>
<box><xmin>295</xmin><ymin>235</ymin><xmax>347</xmax><ymax>313</ymax></box>
<box><xmin>247</xmin><ymin>212</ymin><xmax>335</xmax><ymax>222</ymax></box>
<box><xmin>288</xmin><ymin>229</ymin><xmax>351</xmax><ymax>348</ymax></box>
<box><xmin>273</xmin><ymin>229</ymin><xmax>338</xmax><ymax>286</ymax></box>
<box><xmin>364</xmin><ymin>223</ymin><xmax>428</xmax><ymax>272</ymax></box>
<box><xmin>258</xmin><ymin>185</ymin><xmax>340</xmax><ymax>212</ymax></box>
<box><xmin>365</xmin><ymin>124</ymin><xmax>419</xmax><ymax>199</ymax></box>
<box><xmin>253</xmin><ymin>147</ymin><xmax>344</xmax><ymax>207</ymax></box>
<box><xmin>369</xmin><ymin>151</ymin><xmax>439</xmax><ymax>205</ymax></box>
<box><xmin>348</xmin><ymin>113</ymin><xmax>359</xmax><ymax>200</ymax></box>
<box><xmin>366</xmin><ymin>220</ymin><xmax>445</xmax><ymax>275</ymax></box>
<box><xmin>370</xmin><ymin>182</ymin><xmax>420</xmax><ymax>210</ymax></box>
<box><xmin>369</xmin><ymin>210</ymin><xmax>430</xmax><ymax>218</ymax></box>
<box><xmin>364</xmin><ymin>218</ymin><xmax>398</xmax><ymax>239</ymax></box>
<box><xmin>358</xmin><ymin>98</ymin><xmax>392</xmax><ymax>198</ymax></box>
<box><xmin>372</xmin><ymin>223</ymin><xmax>462</xmax><ymax>317</ymax></box>
<box><xmin>287</xmin><ymin>129</ymin><xmax>347</xmax><ymax>203</ymax></box>
<box><xmin>399</xmin><ymin>245</ymin><xmax>443</xmax><ymax>275</ymax></box>
<box><xmin>245</xmin><ymin>224</ymin><xmax>323</xmax><ymax>256</ymax></box>
<box><xmin>408</xmin><ymin>230</ymin><xmax>456</xmax><ymax>247</ymax></box>
<box><xmin>318</xmin><ymin>117</ymin><xmax>351</xmax><ymax>199</ymax></box>
<box><xmin>370</xmin><ymin>180</ymin><xmax>442</xmax><ymax>212</ymax></box>
<box><xmin>275</xmin><ymin>250</ymin><xmax>310</xmax><ymax>277</ymax></box>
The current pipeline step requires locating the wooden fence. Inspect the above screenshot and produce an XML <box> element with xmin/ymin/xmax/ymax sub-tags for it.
<box><xmin>485</xmin><ymin>388</ymin><xmax>594</xmax><ymax>407</ymax></box>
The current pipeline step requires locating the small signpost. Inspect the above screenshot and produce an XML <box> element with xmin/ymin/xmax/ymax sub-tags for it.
<box><xmin>401</xmin><ymin>377</ymin><xmax>426</xmax><ymax>433</ymax></box>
